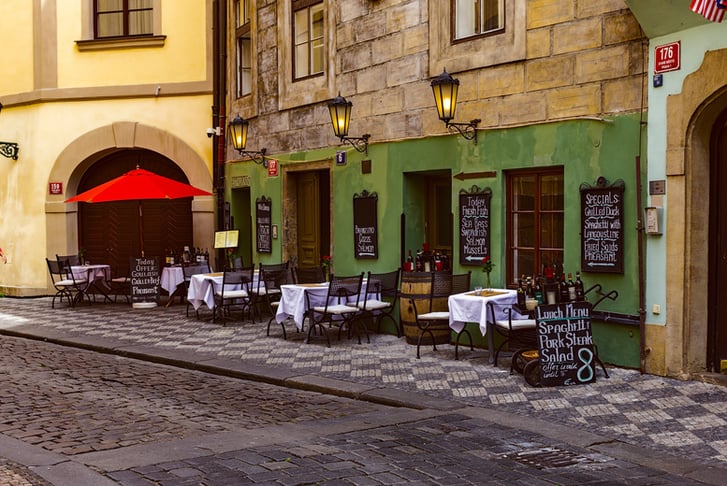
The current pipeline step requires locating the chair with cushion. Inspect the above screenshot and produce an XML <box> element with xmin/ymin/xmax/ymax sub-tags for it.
<box><xmin>253</xmin><ymin>262</ymin><xmax>290</xmax><ymax>320</ymax></box>
<box><xmin>356</xmin><ymin>268</ymin><xmax>401</xmax><ymax>337</ymax></box>
<box><xmin>46</xmin><ymin>258</ymin><xmax>88</xmax><ymax>308</ymax></box>
<box><xmin>294</xmin><ymin>265</ymin><xmax>326</xmax><ymax>284</ymax></box>
<box><xmin>486</xmin><ymin>300</ymin><xmax>537</xmax><ymax>369</ymax></box>
<box><xmin>213</xmin><ymin>266</ymin><xmax>254</xmax><ymax>325</ymax></box>
<box><xmin>305</xmin><ymin>273</ymin><xmax>364</xmax><ymax>346</ymax></box>
<box><xmin>264</xmin><ymin>267</ymin><xmax>296</xmax><ymax>339</ymax></box>
<box><xmin>411</xmin><ymin>271</ymin><xmax>471</xmax><ymax>359</ymax></box>
<box><xmin>183</xmin><ymin>263</ymin><xmax>212</xmax><ymax>318</ymax></box>
<box><xmin>107</xmin><ymin>266</ymin><xmax>132</xmax><ymax>304</ymax></box>
<box><xmin>56</xmin><ymin>253</ymin><xmax>81</xmax><ymax>266</ymax></box>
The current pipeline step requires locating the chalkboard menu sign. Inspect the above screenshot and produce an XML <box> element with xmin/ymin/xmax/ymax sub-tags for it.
<box><xmin>256</xmin><ymin>196</ymin><xmax>272</xmax><ymax>254</ymax></box>
<box><xmin>459</xmin><ymin>186</ymin><xmax>492</xmax><ymax>265</ymax></box>
<box><xmin>535</xmin><ymin>302</ymin><xmax>596</xmax><ymax>387</ymax></box>
<box><xmin>580</xmin><ymin>177</ymin><xmax>624</xmax><ymax>274</ymax></box>
<box><xmin>130</xmin><ymin>256</ymin><xmax>160</xmax><ymax>306</ymax></box>
<box><xmin>353</xmin><ymin>190</ymin><xmax>378</xmax><ymax>259</ymax></box>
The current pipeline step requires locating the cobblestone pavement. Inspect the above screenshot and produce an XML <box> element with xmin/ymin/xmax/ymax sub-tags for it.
<box><xmin>0</xmin><ymin>297</ymin><xmax>726</xmax><ymax>484</ymax></box>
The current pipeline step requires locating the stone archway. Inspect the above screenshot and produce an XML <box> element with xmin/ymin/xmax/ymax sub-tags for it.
<box><xmin>46</xmin><ymin>122</ymin><xmax>216</xmax><ymax>274</ymax></box>
<box><xmin>663</xmin><ymin>49</ymin><xmax>727</xmax><ymax>378</ymax></box>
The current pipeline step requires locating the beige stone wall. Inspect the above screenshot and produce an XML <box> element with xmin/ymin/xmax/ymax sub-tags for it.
<box><xmin>232</xmin><ymin>0</ymin><xmax>645</xmax><ymax>156</ymax></box>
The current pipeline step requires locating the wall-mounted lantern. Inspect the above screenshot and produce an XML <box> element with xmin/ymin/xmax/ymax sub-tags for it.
<box><xmin>328</xmin><ymin>93</ymin><xmax>370</xmax><ymax>154</ymax></box>
<box><xmin>431</xmin><ymin>69</ymin><xmax>481</xmax><ymax>144</ymax></box>
<box><xmin>229</xmin><ymin>115</ymin><xmax>267</xmax><ymax>167</ymax></box>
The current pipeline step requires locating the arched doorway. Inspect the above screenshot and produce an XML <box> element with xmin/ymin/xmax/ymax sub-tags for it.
<box><xmin>708</xmin><ymin>108</ymin><xmax>727</xmax><ymax>372</ymax></box>
<box><xmin>76</xmin><ymin>149</ymin><xmax>195</xmax><ymax>273</ymax></box>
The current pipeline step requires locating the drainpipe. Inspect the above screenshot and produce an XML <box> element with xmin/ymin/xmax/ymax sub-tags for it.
<box><xmin>636</xmin><ymin>36</ymin><xmax>648</xmax><ymax>374</ymax></box>
<box><xmin>212</xmin><ymin>0</ymin><xmax>227</xmax><ymax>268</ymax></box>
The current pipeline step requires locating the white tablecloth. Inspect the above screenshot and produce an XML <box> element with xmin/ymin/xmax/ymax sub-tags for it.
<box><xmin>187</xmin><ymin>271</ymin><xmax>260</xmax><ymax>311</ymax></box>
<box><xmin>275</xmin><ymin>280</ymin><xmax>368</xmax><ymax>331</ymax></box>
<box><xmin>160</xmin><ymin>266</ymin><xmax>184</xmax><ymax>295</ymax></box>
<box><xmin>275</xmin><ymin>283</ymin><xmax>330</xmax><ymax>330</ymax></box>
<box><xmin>448</xmin><ymin>289</ymin><xmax>523</xmax><ymax>362</ymax></box>
<box><xmin>71</xmin><ymin>264</ymin><xmax>111</xmax><ymax>288</ymax></box>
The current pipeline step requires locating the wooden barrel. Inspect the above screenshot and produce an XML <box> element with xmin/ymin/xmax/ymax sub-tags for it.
<box><xmin>399</xmin><ymin>272</ymin><xmax>451</xmax><ymax>345</ymax></box>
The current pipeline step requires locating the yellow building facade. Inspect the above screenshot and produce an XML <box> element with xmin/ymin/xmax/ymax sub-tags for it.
<box><xmin>0</xmin><ymin>0</ymin><xmax>216</xmax><ymax>296</ymax></box>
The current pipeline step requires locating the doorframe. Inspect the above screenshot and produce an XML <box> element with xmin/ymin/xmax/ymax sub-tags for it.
<box><xmin>663</xmin><ymin>49</ymin><xmax>727</xmax><ymax>378</ymax></box>
<box><xmin>280</xmin><ymin>159</ymin><xmax>333</xmax><ymax>265</ymax></box>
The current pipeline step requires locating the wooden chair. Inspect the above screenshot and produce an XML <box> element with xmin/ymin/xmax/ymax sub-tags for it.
<box><xmin>294</xmin><ymin>265</ymin><xmax>326</xmax><ymax>284</ymax></box>
<box><xmin>212</xmin><ymin>266</ymin><xmax>255</xmax><ymax>325</ymax></box>
<box><xmin>356</xmin><ymin>268</ymin><xmax>401</xmax><ymax>337</ymax></box>
<box><xmin>264</xmin><ymin>267</ymin><xmax>296</xmax><ymax>339</ymax></box>
<box><xmin>305</xmin><ymin>273</ymin><xmax>364</xmax><ymax>346</ymax></box>
<box><xmin>486</xmin><ymin>300</ymin><xmax>537</xmax><ymax>369</ymax></box>
<box><xmin>411</xmin><ymin>272</ymin><xmax>471</xmax><ymax>359</ymax></box>
<box><xmin>46</xmin><ymin>258</ymin><xmax>88</xmax><ymax>308</ymax></box>
<box><xmin>183</xmin><ymin>263</ymin><xmax>211</xmax><ymax>317</ymax></box>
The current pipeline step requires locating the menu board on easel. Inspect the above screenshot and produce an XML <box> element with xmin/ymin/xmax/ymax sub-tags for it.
<box><xmin>353</xmin><ymin>190</ymin><xmax>378</xmax><ymax>259</ymax></box>
<box><xmin>580</xmin><ymin>177</ymin><xmax>624</xmax><ymax>274</ymax></box>
<box><xmin>535</xmin><ymin>302</ymin><xmax>596</xmax><ymax>387</ymax></box>
<box><xmin>130</xmin><ymin>256</ymin><xmax>160</xmax><ymax>306</ymax></box>
<box><xmin>214</xmin><ymin>230</ymin><xmax>239</xmax><ymax>249</ymax></box>
<box><xmin>459</xmin><ymin>186</ymin><xmax>492</xmax><ymax>265</ymax></box>
<box><xmin>256</xmin><ymin>196</ymin><xmax>272</xmax><ymax>254</ymax></box>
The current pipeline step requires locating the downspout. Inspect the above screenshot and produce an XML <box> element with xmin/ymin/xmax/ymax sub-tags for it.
<box><xmin>212</xmin><ymin>0</ymin><xmax>227</xmax><ymax>267</ymax></box>
<box><xmin>636</xmin><ymin>35</ymin><xmax>648</xmax><ymax>374</ymax></box>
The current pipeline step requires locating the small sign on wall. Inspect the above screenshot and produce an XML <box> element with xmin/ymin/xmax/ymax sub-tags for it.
<box><xmin>49</xmin><ymin>182</ymin><xmax>63</xmax><ymax>195</ymax></box>
<box><xmin>654</xmin><ymin>41</ymin><xmax>680</xmax><ymax>74</ymax></box>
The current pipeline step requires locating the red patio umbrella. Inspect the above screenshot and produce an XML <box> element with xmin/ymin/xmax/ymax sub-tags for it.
<box><xmin>65</xmin><ymin>165</ymin><xmax>212</xmax><ymax>257</ymax></box>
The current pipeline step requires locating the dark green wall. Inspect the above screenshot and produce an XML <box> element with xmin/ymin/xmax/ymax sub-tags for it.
<box><xmin>226</xmin><ymin>113</ymin><xmax>645</xmax><ymax>368</ymax></box>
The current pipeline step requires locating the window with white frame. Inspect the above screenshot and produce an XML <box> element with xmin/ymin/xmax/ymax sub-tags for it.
<box><xmin>235</xmin><ymin>0</ymin><xmax>252</xmax><ymax>98</ymax></box>
<box><xmin>453</xmin><ymin>0</ymin><xmax>504</xmax><ymax>41</ymax></box>
<box><xmin>94</xmin><ymin>0</ymin><xmax>153</xmax><ymax>39</ymax></box>
<box><xmin>292</xmin><ymin>0</ymin><xmax>324</xmax><ymax>80</ymax></box>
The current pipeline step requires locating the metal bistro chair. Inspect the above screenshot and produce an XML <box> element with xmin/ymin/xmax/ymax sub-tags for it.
<box><xmin>486</xmin><ymin>300</ymin><xmax>537</xmax><ymax>370</ymax></box>
<box><xmin>306</xmin><ymin>273</ymin><xmax>364</xmax><ymax>347</ymax></box>
<box><xmin>356</xmin><ymin>268</ymin><xmax>401</xmax><ymax>337</ymax></box>
<box><xmin>46</xmin><ymin>258</ymin><xmax>88</xmax><ymax>308</ymax></box>
<box><xmin>294</xmin><ymin>265</ymin><xmax>326</xmax><ymax>284</ymax></box>
<box><xmin>411</xmin><ymin>272</ymin><xmax>471</xmax><ymax>359</ymax></box>
<box><xmin>264</xmin><ymin>267</ymin><xmax>296</xmax><ymax>339</ymax></box>
<box><xmin>212</xmin><ymin>266</ymin><xmax>254</xmax><ymax>326</ymax></box>
<box><xmin>183</xmin><ymin>263</ymin><xmax>212</xmax><ymax>318</ymax></box>
<box><xmin>253</xmin><ymin>261</ymin><xmax>290</xmax><ymax>321</ymax></box>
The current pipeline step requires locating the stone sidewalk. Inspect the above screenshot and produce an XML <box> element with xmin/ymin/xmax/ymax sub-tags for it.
<box><xmin>1</xmin><ymin>297</ymin><xmax>727</xmax><ymax>484</ymax></box>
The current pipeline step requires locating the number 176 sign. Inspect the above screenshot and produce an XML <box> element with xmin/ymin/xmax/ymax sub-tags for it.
<box><xmin>654</xmin><ymin>41</ymin><xmax>680</xmax><ymax>74</ymax></box>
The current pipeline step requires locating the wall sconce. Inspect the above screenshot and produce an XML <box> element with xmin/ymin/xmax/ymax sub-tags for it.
<box><xmin>328</xmin><ymin>93</ymin><xmax>370</xmax><ymax>154</ymax></box>
<box><xmin>431</xmin><ymin>69</ymin><xmax>481</xmax><ymax>144</ymax></box>
<box><xmin>229</xmin><ymin>114</ymin><xmax>267</xmax><ymax>167</ymax></box>
<box><xmin>0</xmin><ymin>102</ymin><xmax>19</xmax><ymax>160</ymax></box>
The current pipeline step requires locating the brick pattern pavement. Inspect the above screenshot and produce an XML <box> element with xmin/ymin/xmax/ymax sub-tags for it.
<box><xmin>106</xmin><ymin>414</ymin><xmax>703</xmax><ymax>485</ymax></box>
<box><xmin>1</xmin><ymin>297</ymin><xmax>727</xmax><ymax>470</ymax></box>
<box><xmin>0</xmin><ymin>336</ymin><xmax>386</xmax><ymax>456</ymax></box>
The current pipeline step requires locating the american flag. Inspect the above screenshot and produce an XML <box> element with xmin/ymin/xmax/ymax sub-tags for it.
<box><xmin>691</xmin><ymin>0</ymin><xmax>726</xmax><ymax>22</ymax></box>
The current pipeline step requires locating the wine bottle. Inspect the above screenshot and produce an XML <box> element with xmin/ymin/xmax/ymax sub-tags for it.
<box><xmin>567</xmin><ymin>272</ymin><xmax>577</xmax><ymax>301</ymax></box>
<box><xmin>559</xmin><ymin>272</ymin><xmax>569</xmax><ymax>303</ymax></box>
<box><xmin>575</xmin><ymin>271</ymin><xmax>585</xmax><ymax>302</ymax></box>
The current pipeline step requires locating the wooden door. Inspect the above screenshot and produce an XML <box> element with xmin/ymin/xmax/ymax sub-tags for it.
<box><xmin>297</xmin><ymin>172</ymin><xmax>321</xmax><ymax>267</ymax></box>
<box><xmin>709</xmin><ymin>109</ymin><xmax>727</xmax><ymax>372</ymax></box>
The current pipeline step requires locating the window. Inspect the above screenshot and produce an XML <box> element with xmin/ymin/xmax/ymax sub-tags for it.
<box><xmin>292</xmin><ymin>0</ymin><xmax>324</xmax><ymax>80</ymax></box>
<box><xmin>453</xmin><ymin>0</ymin><xmax>504</xmax><ymax>41</ymax></box>
<box><xmin>506</xmin><ymin>168</ymin><xmax>564</xmax><ymax>284</ymax></box>
<box><xmin>235</xmin><ymin>0</ymin><xmax>252</xmax><ymax>98</ymax></box>
<box><xmin>94</xmin><ymin>0</ymin><xmax>153</xmax><ymax>39</ymax></box>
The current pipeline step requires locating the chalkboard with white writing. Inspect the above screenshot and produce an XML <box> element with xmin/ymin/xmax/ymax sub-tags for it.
<box><xmin>353</xmin><ymin>190</ymin><xmax>378</xmax><ymax>259</ymax></box>
<box><xmin>256</xmin><ymin>196</ymin><xmax>272</xmax><ymax>254</ymax></box>
<box><xmin>459</xmin><ymin>186</ymin><xmax>492</xmax><ymax>266</ymax></box>
<box><xmin>535</xmin><ymin>302</ymin><xmax>596</xmax><ymax>387</ymax></box>
<box><xmin>130</xmin><ymin>256</ymin><xmax>160</xmax><ymax>304</ymax></box>
<box><xmin>580</xmin><ymin>177</ymin><xmax>624</xmax><ymax>274</ymax></box>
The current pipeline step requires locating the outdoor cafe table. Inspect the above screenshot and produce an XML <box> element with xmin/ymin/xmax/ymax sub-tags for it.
<box><xmin>160</xmin><ymin>266</ymin><xmax>184</xmax><ymax>296</ymax></box>
<box><xmin>448</xmin><ymin>288</ymin><xmax>522</xmax><ymax>364</ymax></box>
<box><xmin>71</xmin><ymin>264</ymin><xmax>112</xmax><ymax>302</ymax></box>
<box><xmin>187</xmin><ymin>270</ymin><xmax>260</xmax><ymax>312</ymax></box>
<box><xmin>275</xmin><ymin>280</ymin><xmax>369</xmax><ymax>331</ymax></box>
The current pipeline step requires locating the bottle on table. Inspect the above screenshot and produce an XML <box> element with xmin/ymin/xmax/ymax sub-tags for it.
<box><xmin>567</xmin><ymin>273</ymin><xmax>577</xmax><ymax>301</ymax></box>
<box><xmin>559</xmin><ymin>272</ymin><xmax>569</xmax><ymax>303</ymax></box>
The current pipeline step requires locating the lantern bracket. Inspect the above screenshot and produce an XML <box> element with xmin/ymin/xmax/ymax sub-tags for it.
<box><xmin>444</xmin><ymin>119</ymin><xmax>481</xmax><ymax>144</ymax></box>
<box><xmin>0</xmin><ymin>142</ymin><xmax>18</xmax><ymax>160</ymax></box>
